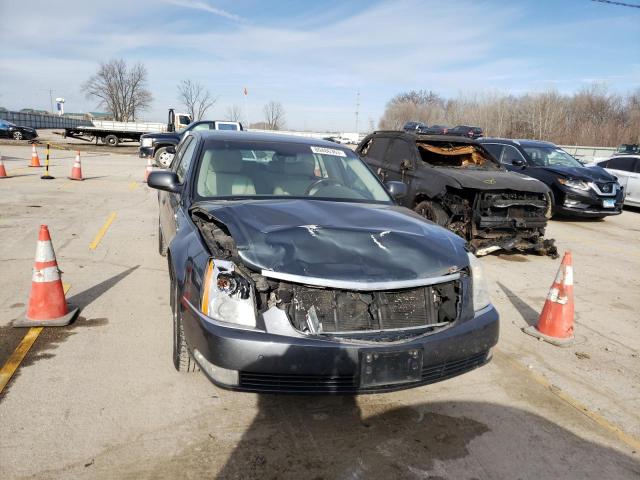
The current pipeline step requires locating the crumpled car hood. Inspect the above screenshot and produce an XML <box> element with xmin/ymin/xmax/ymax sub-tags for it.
<box><xmin>193</xmin><ymin>199</ymin><xmax>468</xmax><ymax>282</ymax></box>
<box><xmin>435</xmin><ymin>168</ymin><xmax>549</xmax><ymax>192</ymax></box>
<box><xmin>543</xmin><ymin>165</ymin><xmax>614</xmax><ymax>182</ymax></box>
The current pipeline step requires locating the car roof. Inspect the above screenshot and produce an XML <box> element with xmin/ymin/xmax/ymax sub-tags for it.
<box><xmin>606</xmin><ymin>154</ymin><xmax>640</xmax><ymax>159</ymax></box>
<box><xmin>192</xmin><ymin>130</ymin><xmax>350</xmax><ymax>147</ymax></box>
<box><xmin>370</xmin><ymin>130</ymin><xmax>481</xmax><ymax>145</ymax></box>
<box><xmin>479</xmin><ymin>137</ymin><xmax>557</xmax><ymax>148</ymax></box>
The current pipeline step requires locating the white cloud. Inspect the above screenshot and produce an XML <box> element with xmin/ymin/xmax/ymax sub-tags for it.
<box><xmin>164</xmin><ymin>0</ymin><xmax>243</xmax><ymax>21</ymax></box>
<box><xmin>1</xmin><ymin>0</ymin><xmax>638</xmax><ymax>130</ymax></box>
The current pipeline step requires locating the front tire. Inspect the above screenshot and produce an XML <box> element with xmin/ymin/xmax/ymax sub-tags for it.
<box><xmin>12</xmin><ymin>131</ymin><xmax>23</xmax><ymax>140</ymax></box>
<box><xmin>414</xmin><ymin>200</ymin><xmax>449</xmax><ymax>227</ymax></box>
<box><xmin>154</xmin><ymin>147</ymin><xmax>174</xmax><ymax>168</ymax></box>
<box><xmin>171</xmin><ymin>278</ymin><xmax>199</xmax><ymax>373</ymax></box>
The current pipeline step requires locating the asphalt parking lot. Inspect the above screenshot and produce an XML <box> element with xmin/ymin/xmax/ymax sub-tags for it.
<box><xmin>0</xmin><ymin>143</ymin><xmax>638</xmax><ymax>479</ymax></box>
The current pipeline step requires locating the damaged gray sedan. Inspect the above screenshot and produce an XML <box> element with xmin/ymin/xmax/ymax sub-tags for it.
<box><xmin>148</xmin><ymin>131</ymin><xmax>499</xmax><ymax>394</ymax></box>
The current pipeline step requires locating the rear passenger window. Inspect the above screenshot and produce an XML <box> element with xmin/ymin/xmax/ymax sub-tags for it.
<box><xmin>606</xmin><ymin>156</ymin><xmax>636</xmax><ymax>172</ymax></box>
<box><xmin>482</xmin><ymin>144</ymin><xmax>504</xmax><ymax>161</ymax></box>
<box><xmin>192</xmin><ymin>123</ymin><xmax>213</xmax><ymax>131</ymax></box>
<box><xmin>385</xmin><ymin>139</ymin><xmax>415</xmax><ymax>168</ymax></box>
<box><xmin>364</xmin><ymin>137</ymin><xmax>391</xmax><ymax>160</ymax></box>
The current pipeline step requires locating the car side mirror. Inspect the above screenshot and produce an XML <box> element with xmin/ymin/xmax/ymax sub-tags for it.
<box><xmin>147</xmin><ymin>171</ymin><xmax>182</xmax><ymax>193</ymax></box>
<box><xmin>511</xmin><ymin>159</ymin><xmax>525</xmax><ymax>167</ymax></box>
<box><xmin>386</xmin><ymin>181</ymin><xmax>407</xmax><ymax>200</ymax></box>
<box><xmin>400</xmin><ymin>159</ymin><xmax>412</xmax><ymax>170</ymax></box>
<box><xmin>166</xmin><ymin>146</ymin><xmax>176</xmax><ymax>154</ymax></box>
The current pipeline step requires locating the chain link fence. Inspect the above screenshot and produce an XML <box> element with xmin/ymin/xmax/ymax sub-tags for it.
<box><xmin>0</xmin><ymin>111</ymin><xmax>92</xmax><ymax>129</ymax></box>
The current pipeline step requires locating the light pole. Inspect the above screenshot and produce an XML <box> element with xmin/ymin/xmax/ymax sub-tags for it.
<box><xmin>355</xmin><ymin>91</ymin><xmax>360</xmax><ymax>137</ymax></box>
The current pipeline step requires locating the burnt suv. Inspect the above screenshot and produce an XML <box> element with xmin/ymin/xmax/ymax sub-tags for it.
<box><xmin>357</xmin><ymin>131</ymin><xmax>556</xmax><ymax>257</ymax></box>
<box><xmin>479</xmin><ymin>139</ymin><xmax>623</xmax><ymax>218</ymax></box>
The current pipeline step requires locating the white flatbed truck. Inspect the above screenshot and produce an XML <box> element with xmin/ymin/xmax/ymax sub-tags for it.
<box><xmin>59</xmin><ymin>109</ymin><xmax>191</xmax><ymax>146</ymax></box>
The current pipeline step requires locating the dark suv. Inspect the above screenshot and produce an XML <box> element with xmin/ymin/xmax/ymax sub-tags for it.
<box><xmin>446</xmin><ymin>126</ymin><xmax>483</xmax><ymax>139</ymax></box>
<box><xmin>479</xmin><ymin>138</ymin><xmax>624</xmax><ymax>218</ymax></box>
<box><xmin>357</xmin><ymin>131</ymin><xmax>556</xmax><ymax>257</ymax></box>
<box><xmin>402</xmin><ymin>121</ymin><xmax>427</xmax><ymax>132</ymax></box>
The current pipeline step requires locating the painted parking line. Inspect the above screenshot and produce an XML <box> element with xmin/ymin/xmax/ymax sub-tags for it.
<box><xmin>89</xmin><ymin>212</ymin><xmax>117</xmax><ymax>250</ymax></box>
<box><xmin>495</xmin><ymin>349</ymin><xmax>640</xmax><ymax>451</ymax></box>
<box><xmin>0</xmin><ymin>284</ymin><xmax>71</xmax><ymax>395</ymax></box>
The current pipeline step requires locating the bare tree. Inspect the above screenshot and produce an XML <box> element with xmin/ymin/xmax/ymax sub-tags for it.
<box><xmin>379</xmin><ymin>86</ymin><xmax>639</xmax><ymax>147</ymax></box>
<box><xmin>83</xmin><ymin>59</ymin><xmax>152</xmax><ymax>122</ymax></box>
<box><xmin>263</xmin><ymin>101</ymin><xmax>286</xmax><ymax>130</ymax></box>
<box><xmin>177</xmin><ymin>80</ymin><xmax>216</xmax><ymax>121</ymax></box>
<box><xmin>225</xmin><ymin>104</ymin><xmax>243</xmax><ymax>122</ymax></box>
<box><xmin>378</xmin><ymin>89</ymin><xmax>445</xmax><ymax>129</ymax></box>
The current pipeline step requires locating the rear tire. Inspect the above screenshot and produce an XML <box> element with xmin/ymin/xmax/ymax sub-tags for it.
<box><xmin>171</xmin><ymin>278</ymin><xmax>199</xmax><ymax>373</ymax></box>
<box><xmin>104</xmin><ymin>135</ymin><xmax>119</xmax><ymax>146</ymax></box>
<box><xmin>414</xmin><ymin>200</ymin><xmax>449</xmax><ymax>227</ymax></box>
<box><xmin>12</xmin><ymin>131</ymin><xmax>23</xmax><ymax>140</ymax></box>
<box><xmin>158</xmin><ymin>221</ymin><xmax>167</xmax><ymax>257</ymax></box>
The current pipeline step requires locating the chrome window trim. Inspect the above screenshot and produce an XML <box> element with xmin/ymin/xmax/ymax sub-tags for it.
<box><xmin>259</xmin><ymin>270</ymin><xmax>461</xmax><ymax>291</ymax></box>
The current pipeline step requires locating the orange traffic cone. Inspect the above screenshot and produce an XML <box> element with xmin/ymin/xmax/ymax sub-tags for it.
<box><xmin>13</xmin><ymin>225</ymin><xmax>78</xmax><ymax>327</ymax></box>
<box><xmin>144</xmin><ymin>157</ymin><xmax>153</xmax><ymax>183</ymax></box>
<box><xmin>523</xmin><ymin>251</ymin><xmax>574</xmax><ymax>346</ymax></box>
<box><xmin>0</xmin><ymin>155</ymin><xmax>7</xmax><ymax>178</ymax></box>
<box><xmin>69</xmin><ymin>151</ymin><xmax>84</xmax><ymax>180</ymax></box>
<box><xmin>29</xmin><ymin>144</ymin><xmax>41</xmax><ymax>167</ymax></box>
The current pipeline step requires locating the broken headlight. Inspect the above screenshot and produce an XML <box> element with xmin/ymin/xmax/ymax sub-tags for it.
<box><xmin>558</xmin><ymin>178</ymin><xmax>590</xmax><ymax>191</ymax></box>
<box><xmin>201</xmin><ymin>259</ymin><xmax>256</xmax><ymax>328</ymax></box>
<box><xmin>467</xmin><ymin>252</ymin><xmax>492</xmax><ymax>312</ymax></box>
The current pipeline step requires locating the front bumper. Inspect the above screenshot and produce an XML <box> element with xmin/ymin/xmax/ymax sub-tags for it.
<box><xmin>183</xmin><ymin>301</ymin><xmax>500</xmax><ymax>394</ymax></box>
<box><xmin>139</xmin><ymin>146</ymin><xmax>154</xmax><ymax>158</ymax></box>
<box><xmin>554</xmin><ymin>186</ymin><xmax>623</xmax><ymax>217</ymax></box>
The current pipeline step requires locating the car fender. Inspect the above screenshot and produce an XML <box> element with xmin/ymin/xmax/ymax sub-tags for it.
<box><xmin>168</xmin><ymin>210</ymin><xmax>209</xmax><ymax>298</ymax></box>
<box><xmin>153</xmin><ymin>139</ymin><xmax>179</xmax><ymax>152</ymax></box>
<box><xmin>409</xmin><ymin>170</ymin><xmax>460</xmax><ymax>206</ymax></box>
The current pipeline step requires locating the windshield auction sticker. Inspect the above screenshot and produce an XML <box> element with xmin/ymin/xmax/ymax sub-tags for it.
<box><xmin>310</xmin><ymin>146</ymin><xmax>347</xmax><ymax>157</ymax></box>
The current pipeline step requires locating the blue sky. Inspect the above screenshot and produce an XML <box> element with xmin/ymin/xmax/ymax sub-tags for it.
<box><xmin>1</xmin><ymin>0</ymin><xmax>638</xmax><ymax>131</ymax></box>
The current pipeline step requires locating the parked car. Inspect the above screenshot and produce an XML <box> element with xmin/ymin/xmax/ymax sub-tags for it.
<box><xmin>479</xmin><ymin>138</ymin><xmax>624</xmax><ymax>218</ymax></box>
<box><xmin>594</xmin><ymin>155</ymin><xmax>640</xmax><ymax>207</ymax></box>
<box><xmin>357</xmin><ymin>131</ymin><xmax>556</xmax><ymax>257</ymax></box>
<box><xmin>139</xmin><ymin>120</ymin><xmax>243</xmax><ymax>167</ymax></box>
<box><xmin>0</xmin><ymin>119</ymin><xmax>38</xmax><ymax>140</ymax></box>
<box><xmin>146</xmin><ymin>130</ymin><xmax>499</xmax><ymax>393</ymax></box>
<box><xmin>613</xmin><ymin>144</ymin><xmax>639</xmax><ymax>156</ymax></box>
<box><xmin>417</xmin><ymin>124</ymin><xmax>448</xmax><ymax>135</ymax></box>
<box><xmin>446</xmin><ymin>126</ymin><xmax>483</xmax><ymax>139</ymax></box>
<box><xmin>402</xmin><ymin>121</ymin><xmax>427</xmax><ymax>132</ymax></box>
